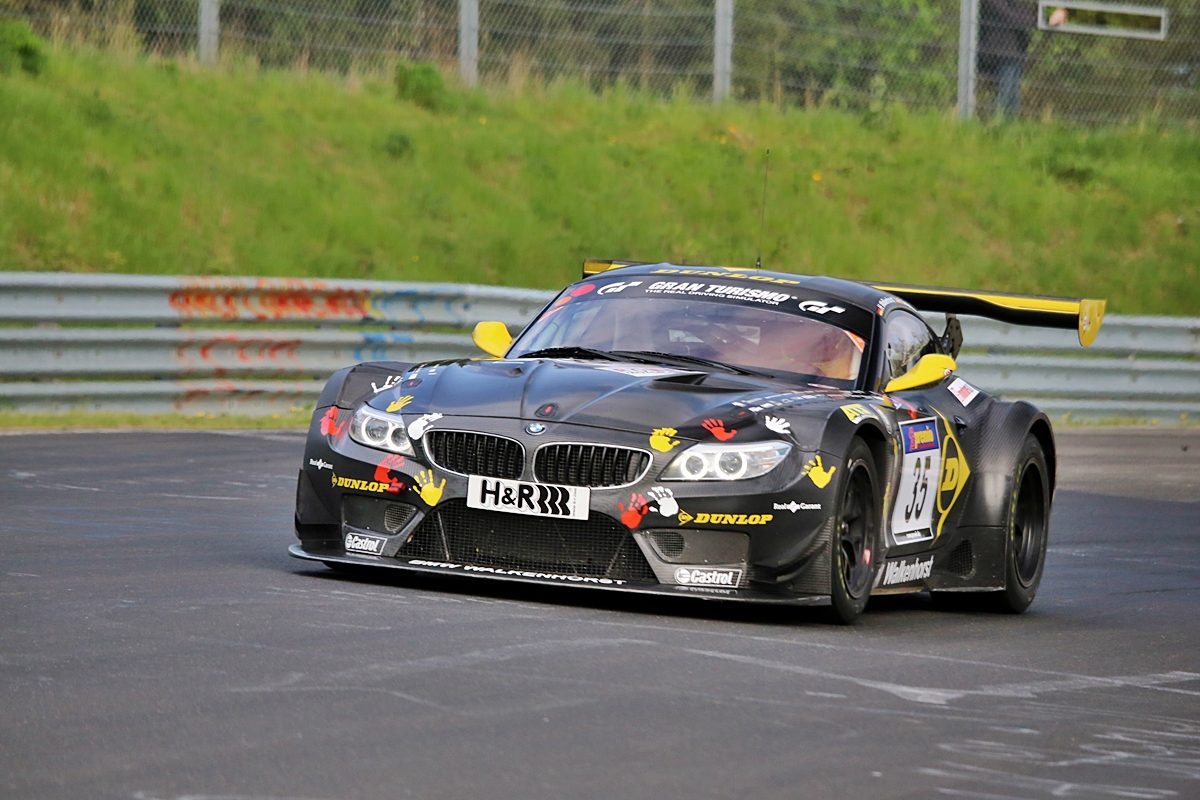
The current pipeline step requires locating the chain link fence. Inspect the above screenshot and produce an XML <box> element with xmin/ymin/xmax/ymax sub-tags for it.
<box><xmin>5</xmin><ymin>0</ymin><xmax>1198</xmax><ymax>124</ymax></box>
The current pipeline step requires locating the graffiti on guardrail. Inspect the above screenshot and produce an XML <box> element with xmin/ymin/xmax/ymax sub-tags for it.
<box><xmin>168</xmin><ymin>277</ymin><xmax>371</xmax><ymax>322</ymax></box>
<box><xmin>175</xmin><ymin>333</ymin><xmax>305</xmax><ymax>375</ymax></box>
<box><xmin>166</xmin><ymin>276</ymin><xmax>479</xmax><ymax>326</ymax></box>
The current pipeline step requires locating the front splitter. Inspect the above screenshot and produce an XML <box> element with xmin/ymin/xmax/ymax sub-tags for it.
<box><xmin>289</xmin><ymin>544</ymin><xmax>829</xmax><ymax>606</ymax></box>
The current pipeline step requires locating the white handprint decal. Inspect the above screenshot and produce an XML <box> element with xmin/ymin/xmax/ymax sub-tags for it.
<box><xmin>407</xmin><ymin>412</ymin><xmax>443</xmax><ymax>440</ymax></box>
<box><xmin>764</xmin><ymin>415</ymin><xmax>791</xmax><ymax>435</ymax></box>
<box><xmin>646</xmin><ymin>486</ymin><xmax>679</xmax><ymax>517</ymax></box>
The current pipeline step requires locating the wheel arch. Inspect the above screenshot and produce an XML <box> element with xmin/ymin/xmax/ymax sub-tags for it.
<box><xmin>852</xmin><ymin>420</ymin><xmax>893</xmax><ymax>489</ymax></box>
<box><xmin>314</xmin><ymin>360</ymin><xmax>416</xmax><ymax>410</ymax></box>
<box><xmin>960</xmin><ymin>399</ymin><xmax>1056</xmax><ymax>528</ymax></box>
<box><xmin>1028</xmin><ymin>415</ymin><xmax>1057</xmax><ymax>498</ymax></box>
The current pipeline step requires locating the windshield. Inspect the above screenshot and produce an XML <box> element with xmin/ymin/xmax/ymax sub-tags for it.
<box><xmin>511</xmin><ymin>291</ymin><xmax>866</xmax><ymax>384</ymax></box>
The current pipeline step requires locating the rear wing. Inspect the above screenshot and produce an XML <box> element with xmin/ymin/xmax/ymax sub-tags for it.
<box><xmin>583</xmin><ymin>258</ymin><xmax>651</xmax><ymax>276</ymax></box>
<box><xmin>581</xmin><ymin>260</ymin><xmax>1105</xmax><ymax>347</ymax></box>
<box><xmin>868</xmin><ymin>282</ymin><xmax>1106</xmax><ymax>348</ymax></box>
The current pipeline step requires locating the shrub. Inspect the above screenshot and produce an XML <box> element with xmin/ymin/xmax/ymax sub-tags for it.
<box><xmin>382</xmin><ymin>130</ymin><xmax>413</xmax><ymax>159</ymax></box>
<box><xmin>0</xmin><ymin>18</ymin><xmax>47</xmax><ymax>77</ymax></box>
<box><xmin>394</xmin><ymin>60</ymin><xmax>449</xmax><ymax>111</ymax></box>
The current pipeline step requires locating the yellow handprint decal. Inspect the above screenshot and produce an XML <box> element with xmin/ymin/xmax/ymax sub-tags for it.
<box><xmin>803</xmin><ymin>455</ymin><xmax>837</xmax><ymax>489</ymax></box>
<box><xmin>386</xmin><ymin>395</ymin><xmax>414</xmax><ymax>413</ymax></box>
<box><xmin>649</xmin><ymin>427</ymin><xmax>682</xmax><ymax>453</ymax></box>
<box><xmin>415</xmin><ymin>469</ymin><xmax>446</xmax><ymax>506</ymax></box>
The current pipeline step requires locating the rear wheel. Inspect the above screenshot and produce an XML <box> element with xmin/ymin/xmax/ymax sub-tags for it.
<box><xmin>986</xmin><ymin>434</ymin><xmax>1050</xmax><ymax>613</ymax></box>
<box><xmin>828</xmin><ymin>439</ymin><xmax>881</xmax><ymax>624</ymax></box>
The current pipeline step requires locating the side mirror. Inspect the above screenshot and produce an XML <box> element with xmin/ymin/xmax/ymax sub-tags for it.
<box><xmin>472</xmin><ymin>321</ymin><xmax>512</xmax><ymax>358</ymax></box>
<box><xmin>883</xmin><ymin>353</ymin><xmax>957</xmax><ymax>394</ymax></box>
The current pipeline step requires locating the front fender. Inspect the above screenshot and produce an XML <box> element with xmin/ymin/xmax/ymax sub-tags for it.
<box><xmin>314</xmin><ymin>360</ymin><xmax>416</xmax><ymax>410</ymax></box>
<box><xmin>296</xmin><ymin>360</ymin><xmax>415</xmax><ymax>539</ymax></box>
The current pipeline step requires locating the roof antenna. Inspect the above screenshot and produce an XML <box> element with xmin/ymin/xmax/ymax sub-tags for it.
<box><xmin>754</xmin><ymin>148</ymin><xmax>770</xmax><ymax>270</ymax></box>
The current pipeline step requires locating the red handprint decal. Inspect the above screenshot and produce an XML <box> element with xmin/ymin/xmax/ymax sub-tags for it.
<box><xmin>702</xmin><ymin>418</ymin><xmax>737</xmax><ymax>441</ymax></box>
<box><xmin>319</xmin><ymin>407</ymin><xmax>345</xmax><ymax>436</ymax></box>
<box><xmin>618</xmin><ymin>492</ymin><xmax>650</xmax><ymax>530</ymax></box>
<box><xmin>374</xmin><ymin>454</ymin><xmax>407</xmax><ymax>494</ymax></box>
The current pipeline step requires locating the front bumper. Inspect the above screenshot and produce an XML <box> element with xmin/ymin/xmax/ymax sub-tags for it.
<box><xmin>294</xmin><ymin>407</ymin><xmax>838</xmax><ymax>601</ymax></box>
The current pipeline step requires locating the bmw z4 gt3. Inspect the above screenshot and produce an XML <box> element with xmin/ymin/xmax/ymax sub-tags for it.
<box><xmin>291</xmin><ymin>260</ymin><xmax>1104</xmax><ymax>623</ymax></box>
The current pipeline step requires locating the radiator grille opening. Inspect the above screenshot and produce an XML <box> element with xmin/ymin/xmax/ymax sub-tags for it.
<box><xmin>342</xmin><ymin>496</ymin><xmax>417</xmax><ymax>536</ymax></box>
<box><xmin>647</xmin><ymin>531</ymin><xmax>686</xmax><ymax>559</ymax></box>
<box><xmin>424</xmin><ymin>431</ymin><xmax>523</xmax><ymax>479</ymax></box>
<box><xmin>534</xmin><ymin>444</ymin><xmax>650</xmax><ymax>488</ymax></box>
<box><xmin>397</xmin><ymin>500</ymin><xmax>656</xmax><ymax>583</ymax></box>
<box><xmin>383</xmin><ymin>503</ymin><xmax>418</xmax><ymax>533</ymax></box>
<box><xmin>949</xmin><ymin>539</ymin><xmax>975</xmax><ymax>578</ymax></box>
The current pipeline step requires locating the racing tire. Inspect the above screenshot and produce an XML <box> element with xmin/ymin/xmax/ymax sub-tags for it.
<box><xmin>827</xmin><ymin>438</ymin><xmax>881</xmax><ymax>624</ymax></box>
<box><xmin>985</xmin><ymin>434</ymin><xmax>1050</xmax><ymax>613</ymax></box>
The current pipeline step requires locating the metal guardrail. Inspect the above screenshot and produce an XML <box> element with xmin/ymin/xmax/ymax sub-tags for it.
<box><xmin>1</xmin><ymin>272</ymin><xmax>1197</xmax><ymax>423</ymax></box>
<box><xmin>0</xmin><ymin>272</ymin><xmax>550</xmax><ymax>326</ymax></box>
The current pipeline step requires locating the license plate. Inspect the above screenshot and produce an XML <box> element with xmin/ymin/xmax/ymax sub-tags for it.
<box><xmin>467</xmin><ymin>475</ymin><xmax>590</xmax><ymax>520</ymax></box>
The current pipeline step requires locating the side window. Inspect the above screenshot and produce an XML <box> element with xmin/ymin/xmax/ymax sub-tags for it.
<box><xmin>883</xmin><ymin>311</ymin><xmax>937</xmax><ymax>380</ymax></box>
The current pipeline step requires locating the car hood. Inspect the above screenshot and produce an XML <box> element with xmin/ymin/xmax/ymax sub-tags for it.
<box><xmin>371</xmin><ymin>358</ymin><xmax>852</xmax><ymax>435</ymax></box>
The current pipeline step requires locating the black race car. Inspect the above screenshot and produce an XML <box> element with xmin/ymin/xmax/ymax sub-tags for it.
<box><xmin>291</xmin><ymin>260</ymin><xmax>1105</xmax><ymax>622</ymax></box>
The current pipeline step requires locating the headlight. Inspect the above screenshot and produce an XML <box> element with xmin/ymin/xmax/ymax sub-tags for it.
<box><xmin>661</xmin><ymin>441</ymin><xmax>791</xmax><ymax>481</ymax></box>
<box><xmin>349</xmin><ymin>406</ymin><xmax>413</xmax><ymax>455</ymax></box>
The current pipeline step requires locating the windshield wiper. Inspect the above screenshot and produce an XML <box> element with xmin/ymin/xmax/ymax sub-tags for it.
<box><xmin>611</xmin><ymin>350</ymin><xmax>773</xmax><ymax>377</ymax></box>
<box><xmin>519</xmin><ymin>346</ymin><xmax>621</xmax><ymax>361</ymax></box>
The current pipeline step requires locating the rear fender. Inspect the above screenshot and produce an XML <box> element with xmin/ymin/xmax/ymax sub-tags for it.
<box><xmin>958</xmin><ymin>400</ymin><xmax>1055</xmax><ymax>529</ymax></box>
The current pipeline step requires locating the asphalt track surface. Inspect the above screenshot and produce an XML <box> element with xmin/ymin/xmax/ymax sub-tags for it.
<box><xmin>1</xmin><ymin>428</ymin><xmax>1198</xmax><ymax>800</ymax></box>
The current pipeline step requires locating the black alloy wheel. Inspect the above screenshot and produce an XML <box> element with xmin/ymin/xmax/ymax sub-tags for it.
<box><xmin>829</xmin><ymin>438</ymin><xmax>880</xmax><ymax>624</ymax></box>
<box><xmin>987</xmin><ymin>434</ymin><xmax>1050</xmax><ymax>613</ymax></box>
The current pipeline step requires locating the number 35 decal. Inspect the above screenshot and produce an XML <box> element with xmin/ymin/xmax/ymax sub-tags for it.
<box><xmin>891</xmin><ymin>416</ymin><xmax>971</xmax><ymax>546</ymax></box>
<box><xmin>892</xmin><ymin>418</ymin><xmax>941</xmax><ymax>545</ymax></box>
<box><xmin>903</xmin><ymin>454</ymin><xmax>933</xmax><ymax>524</ymax></box>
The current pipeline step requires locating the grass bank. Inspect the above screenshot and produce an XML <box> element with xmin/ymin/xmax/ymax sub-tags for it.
<box><xmin>1</xmin><ymin>44</ymin><xmax>1197</xmax><ymax>314</ymax></box>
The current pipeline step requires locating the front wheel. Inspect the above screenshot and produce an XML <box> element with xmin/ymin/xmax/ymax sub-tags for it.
<box><xmin>985</xmin><ymin>434</ymin><xmax>1050</xmax><ymax>613</ymax></box>
<box><xmin>828</xmin><ymin>439</ymin><xmax>881</xmax><ymax>624</ymax></box>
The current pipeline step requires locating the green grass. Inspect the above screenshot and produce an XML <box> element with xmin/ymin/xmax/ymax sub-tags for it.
<box><xmin>0</xmin><ymin>45</ymin><xmax>1198</xmax><ymax>313</ymax></box>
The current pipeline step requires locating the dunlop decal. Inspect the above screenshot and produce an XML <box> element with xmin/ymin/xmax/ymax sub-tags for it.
<box><xmin>680</xmin><ymin>513</ymin><xmax>773</xmax><ymax>526</ymax></box>
<box><xmin>331</xmin><ymin>473</ymin><xmax>392</xmax><ymax>494</ymax></box>
<box><xmin>935</xmin><ymin>413</ymin><xmax>971</xmax><ymax>538</ymax></box>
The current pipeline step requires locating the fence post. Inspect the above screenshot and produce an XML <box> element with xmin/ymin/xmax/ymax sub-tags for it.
<box><xmin>198</xmin><ymin>0</ymin><xmax>220</xmax><ymax>65</ymax></box>
<box><xmin>956</xmin><ymin>0</ymin><xmax>978</xmax><ymax>119</ymax></box>
<box><xmin>459</xmin><ymin>0</ymin><xmax>479</xmax><ymax>87</ymax></box>
<box><xmin>713</xmin><ymin>0</ymin><xmax>733</xmax><ymax>102</ymax></box>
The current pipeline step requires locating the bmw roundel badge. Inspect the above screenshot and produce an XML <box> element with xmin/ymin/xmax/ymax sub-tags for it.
<box><xmin>525</xmin><ymin>422</ymin><xmax>547</xmax><ymax>435</ymax></box>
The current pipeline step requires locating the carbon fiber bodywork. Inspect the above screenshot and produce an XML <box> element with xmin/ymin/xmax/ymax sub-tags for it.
<box><xmin>291</xmin><ymin>263</ymin><xmax>1078</xmax><ymax>615</ymax></box>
